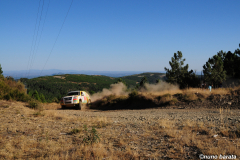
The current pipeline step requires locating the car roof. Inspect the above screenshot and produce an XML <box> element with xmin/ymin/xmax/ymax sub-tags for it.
<box><xmin>68</xmin><ymin>91</ymin><xmax>84</xmax><ymax>92</ymax></box>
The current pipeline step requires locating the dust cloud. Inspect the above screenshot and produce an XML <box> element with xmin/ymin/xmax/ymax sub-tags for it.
<box><xmin>142</xmin><ymin>81</ymin><xmax>179</xmax><ymax>93</ymax></box>
<box><xmin>91</xmin><ymin>82</ymin><xmax>128</xmax><ymax>101</ymax></box>
<box><xmin>91</xmin><ymin>81</ymin><xmax>179</xmax><ymax>102</ymax></box>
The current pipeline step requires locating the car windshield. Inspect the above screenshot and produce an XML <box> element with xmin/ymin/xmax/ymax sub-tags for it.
<box><xmin>67</xmin><ymin>92</ymin><xmax>79</xmax><ymax>96</ymax></box>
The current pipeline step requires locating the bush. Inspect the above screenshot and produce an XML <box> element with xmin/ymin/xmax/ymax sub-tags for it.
<box><xmin>32</xmin><ymin>90</ymin><xmax>40</xmax><ymax>101</ymax></box>
<box><xmin>159</xmin><ymin>94</ymin><xmax>172</xmax><ymax>103</ymax></box>
<box><xmin>52</xmin><ymin>97</ymin><xmax>59</xmax><ymax>103</ymax></box>
<box><xmin>182</xmin><ymin>93</ymin><xmax>198</xmax><ymax>101</ymax></box>
<box><xmin>129</xmin><ymin>90</ymin><xmax>138</xmax><ymax>98</ymax></box>
<box><xmin>0</xmin><ymin>77</ymin><xmax>30</xmax><ymax>102</ymax></box>
<box><xmin>107</xmin><ymin>94</ymin><xmax>117</xmax><ymax>101</ymax></box>
<box><xmin>162</xmin><ymin>93</ymin><xmax>172</xmax><ymax>98</ymax></box>
<box><xmin>3</xmin><ymin>94</ymin><xmax>11</xmax><ymax>100</ymax></box>
<box><xmin>169</xmin><ymin>98</ymin><xmax>178</xmax><ymax>105</ymax></box>
<box><xmin>89</xmin><ymin>90</ymin><xmax>95</xmax><ymax>95</ymax></box>
<box><xmin>28</xmin><ymin>100</ymin><xmax>42</xmax><ymax>111</ymax></box>
<box><xmin>33</xmin><ymin>111</ymin><xmax>44</xmax><ymax>117</ymax></box>
<box><xmin>71</xmin><ymin>128</ymin><xmax>81</xmax><ymax>134</ymax></box>
<box><xmin>82</xmin><ymin>125</ymin><xmax>100</xmax><ymax>145</ymax></box>
<box><xmin>39</xmin><ymin>93</ymin><xmax>46</xmax><ymax>103</ymax></box>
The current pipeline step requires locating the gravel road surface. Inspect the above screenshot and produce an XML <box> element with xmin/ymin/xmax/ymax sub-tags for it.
<box><xmin>56</xmin><ymin>108</ymin><xmax>240</xmax><ymax>125</ymax></box>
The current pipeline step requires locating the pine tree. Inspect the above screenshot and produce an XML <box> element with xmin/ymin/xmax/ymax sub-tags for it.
<box><xmin>0</xmin><ymin>64</ymin><xmax>3</xmax><ymax>76</ymax></box>
<box><xmin>32</xmin><ymin>90</ymin><xmax>41</xmax><ymax>101</ymax></box>
<box><xmin>223</xmin><ymin>51</ymin><xmax>238</xmax><ymax>77</ymax></box>
<box><xmin>203</xmin><ymin>51</ymin><xmax>226</xmax><ymax>87</ymax></box>
<box><xmin>164</xmin><ymin>51</ymin><xmax>196</xmax><ymax>88</ymax></box>
<box><xmin>234</xmin><ymin>46</ymin><xmax>240</xmax><ymax>78</ymax></box>
<box><xmin>39</xmin><ymin>93</ymin><xmax>46</xmax><ymax>103</ymax></box>
<box><xmin>116</xmin><ymin>78</ymin><xmax>126</xmax><ymax>86</ymax></box>
<box><xmin>139</xmin><ymin>76</ymin><xmax>148</xmax><ymax>87</ymax></box>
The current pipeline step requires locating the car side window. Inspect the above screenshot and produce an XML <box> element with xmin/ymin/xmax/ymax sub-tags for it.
<box><xmin>81</xmin><ymin>92</ymin><xmax>85</xmax><ymax>96</ymax></box>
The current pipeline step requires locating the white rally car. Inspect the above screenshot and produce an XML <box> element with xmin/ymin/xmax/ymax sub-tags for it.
<box><xmin>60</xmin><ymin>91</ymin><xmax>91</xmax><ymax>110</ymax></box>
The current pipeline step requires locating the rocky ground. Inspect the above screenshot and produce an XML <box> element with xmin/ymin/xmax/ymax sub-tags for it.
<box><xmin>60</xmin><ymin>107</ymin><xmax>240</xmax><ymax>126</ymax></box>
<box><xmin>175</xmin><ymin>93</ymin><xmax>240</xmax><ymax>109</ymax></box>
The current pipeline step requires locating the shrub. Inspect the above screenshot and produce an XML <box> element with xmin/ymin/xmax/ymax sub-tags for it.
<box><xmin>107</xmin><ymin>94</ymin><xmax>117</xmax><ymax>101</ymax></box>
<box><xmin>32</xmin><ymin>90</ymin><xmax>40</xmax><ymax>101</ymax></box>
<box><xmin>52</xmin><ymin>97</ymin><xmax>59</xmax><ymax>103</ymax></box>
<box><xmin>33</xmin><ymin>111</ymin><xmax>44</xmax><ymax>117</ymax></box>
<box><xmin>94</xmin><ymin>121</ymin><xmax>108</xmax><ymax>128</ymax></box>
<box><xmin>129</xmin><ymin>90</ymin><xmax>138</xmax><ymax>98</ymax></box>
<box><xmin>182</xmin><ymin>93</ymin><xmax>198</xmax><ymax>101</ymax></box>
<box><xmin>82</xmin><ymin>125</ymin><xmax>100</xmax><ymax>145</ymax></box>
<box><xmin>0</xmin><ymin>77</ymin><xmax>29</xmax><ymax>102</ymax></box>
<box><xmin>39</xmin><ymin>93</ymin><xmax>46</xmax><ymax>103</ymax></box>
<box><xmin>162</xmin><ymin>93</ymin><xmax>172</xmax><ymax>98</ymax></box>
<box><xmin>89</xmin><ymin>90</ymin><xmax>95</xmax><ymax>95</ymax></box>
<box><xmin>169</xmin><ymin>98</ymin><xmax>178</xmax><ymax>105</ymax></box>
<box><xmin>28</xmin><ymin>100</ymin><xmax>42</xmax><ymax>111</ymax></box>
<box><xmin>160</xmin><ymin>94</ymin><xmax>172</xmax><ymax>103</ymax></box>
<box><xmin>71</xmin><ymin>128</ymin><xmax>81</xmax><ymax>134</ymax></box>
<box><xmin>3</xmin><ymin>94</ymin><xmax>11</xmax><ymax>100</ymax></box>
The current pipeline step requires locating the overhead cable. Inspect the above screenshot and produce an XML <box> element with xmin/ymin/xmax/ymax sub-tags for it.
<box><xmin>40</xmin><ymin>0</ymin><xmax>74</xmax><ymax>77</ymax></box>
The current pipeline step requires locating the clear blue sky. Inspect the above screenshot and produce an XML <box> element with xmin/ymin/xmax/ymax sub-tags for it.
<box><xmin>1</xmin><ymin>0</ymin><xmax>239</xmax><ymax>72</ymax></box>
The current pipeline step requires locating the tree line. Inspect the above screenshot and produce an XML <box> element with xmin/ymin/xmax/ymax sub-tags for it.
<box><xmin>164</xmin><ymin>44</ymin><xmax>240</xmax><ymax>88</ymax></box>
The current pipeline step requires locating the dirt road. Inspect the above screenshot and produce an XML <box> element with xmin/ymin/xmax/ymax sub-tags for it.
<box><xmin>57</xmin><ymin>107</ymin><xmax>240</xmax><ymax>125</ymax></box>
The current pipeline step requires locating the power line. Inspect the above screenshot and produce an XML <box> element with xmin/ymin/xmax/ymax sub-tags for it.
<box><xmin>28</xmin><ymin>0</ymin><xmax>50</xmax><ymax>78</ymax></box>
<box><xmin>36</xmin><ymin>0</ymin><xmax>51</xmax><ymax>55</ymax></box>
<box><xmin>27</xmin><ymin>0</ymin><xmax>45</xmax><ymax>78</ymax></box>
<box><xmin>40</xmin><ymin>0</ymin><xmax>74</xmax><ymax>77</ymax></box>
<box><xmin>25</xmin><ymin>0</ymin><xmax>42</xmax><ymax>78</ymax></box>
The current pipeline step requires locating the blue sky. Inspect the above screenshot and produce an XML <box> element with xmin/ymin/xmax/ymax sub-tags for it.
<box><xmin>1</xmin><ymin>0</ymin><xmax>240</xmax><ymax>73</ymax></box>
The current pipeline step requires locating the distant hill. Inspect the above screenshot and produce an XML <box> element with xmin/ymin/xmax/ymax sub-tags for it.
<box><xmin>3</xmin><ymin>69</ymin><xmax>162</xmax><ymax>79</ymax></box>
<box><xmin>121</xmin><ymin>72</ymin><xmax>166</xmax><ymax>84</ymax></box>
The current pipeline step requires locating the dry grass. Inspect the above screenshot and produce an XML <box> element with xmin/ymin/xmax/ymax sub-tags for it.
<box><xmin>0</xmin><ymin>100</ymin><xmax>240</xmax><ymax>159</ymax></box>
<box><xmin>148</xmin><ymin>87</ymin><xmax>231</xmax><ymax>98</ymax></box>
<box><xmin>147</xmin><ymin>89</ymin><xmax>183</xmax><ymax>97</ymax></box>
<box><xmin>185</xmin><ymin>87</ymin><xmax>230</xmax><ymax>95</ymax></box>
<box><xmin>42</xmin><ymin>103</ymin><xmax>61</xmax><ymax>110</ymax></box>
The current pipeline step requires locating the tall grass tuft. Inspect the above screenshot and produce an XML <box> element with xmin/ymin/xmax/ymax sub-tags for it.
<box><xmin>83</xmin><ymin>125</ymin><xmax>101</xmax><ymax>145</ymax></box>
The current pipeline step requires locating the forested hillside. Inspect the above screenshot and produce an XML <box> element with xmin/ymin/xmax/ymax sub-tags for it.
<box><xmin>20</xmin><ymin>74</ymin><xmax>138</xmax><ymax>102</ymax></box>
<box><xmin>19</xmin><ymin>73</ymin><xmax>166</xmax><ymax>102</ymax></box>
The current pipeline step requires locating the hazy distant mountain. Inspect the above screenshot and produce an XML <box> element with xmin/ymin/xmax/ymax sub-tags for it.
<box><xmin>3</xmin><ymin>69</ymin><xmax>165</xmax><ymax>79</ymax></box>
